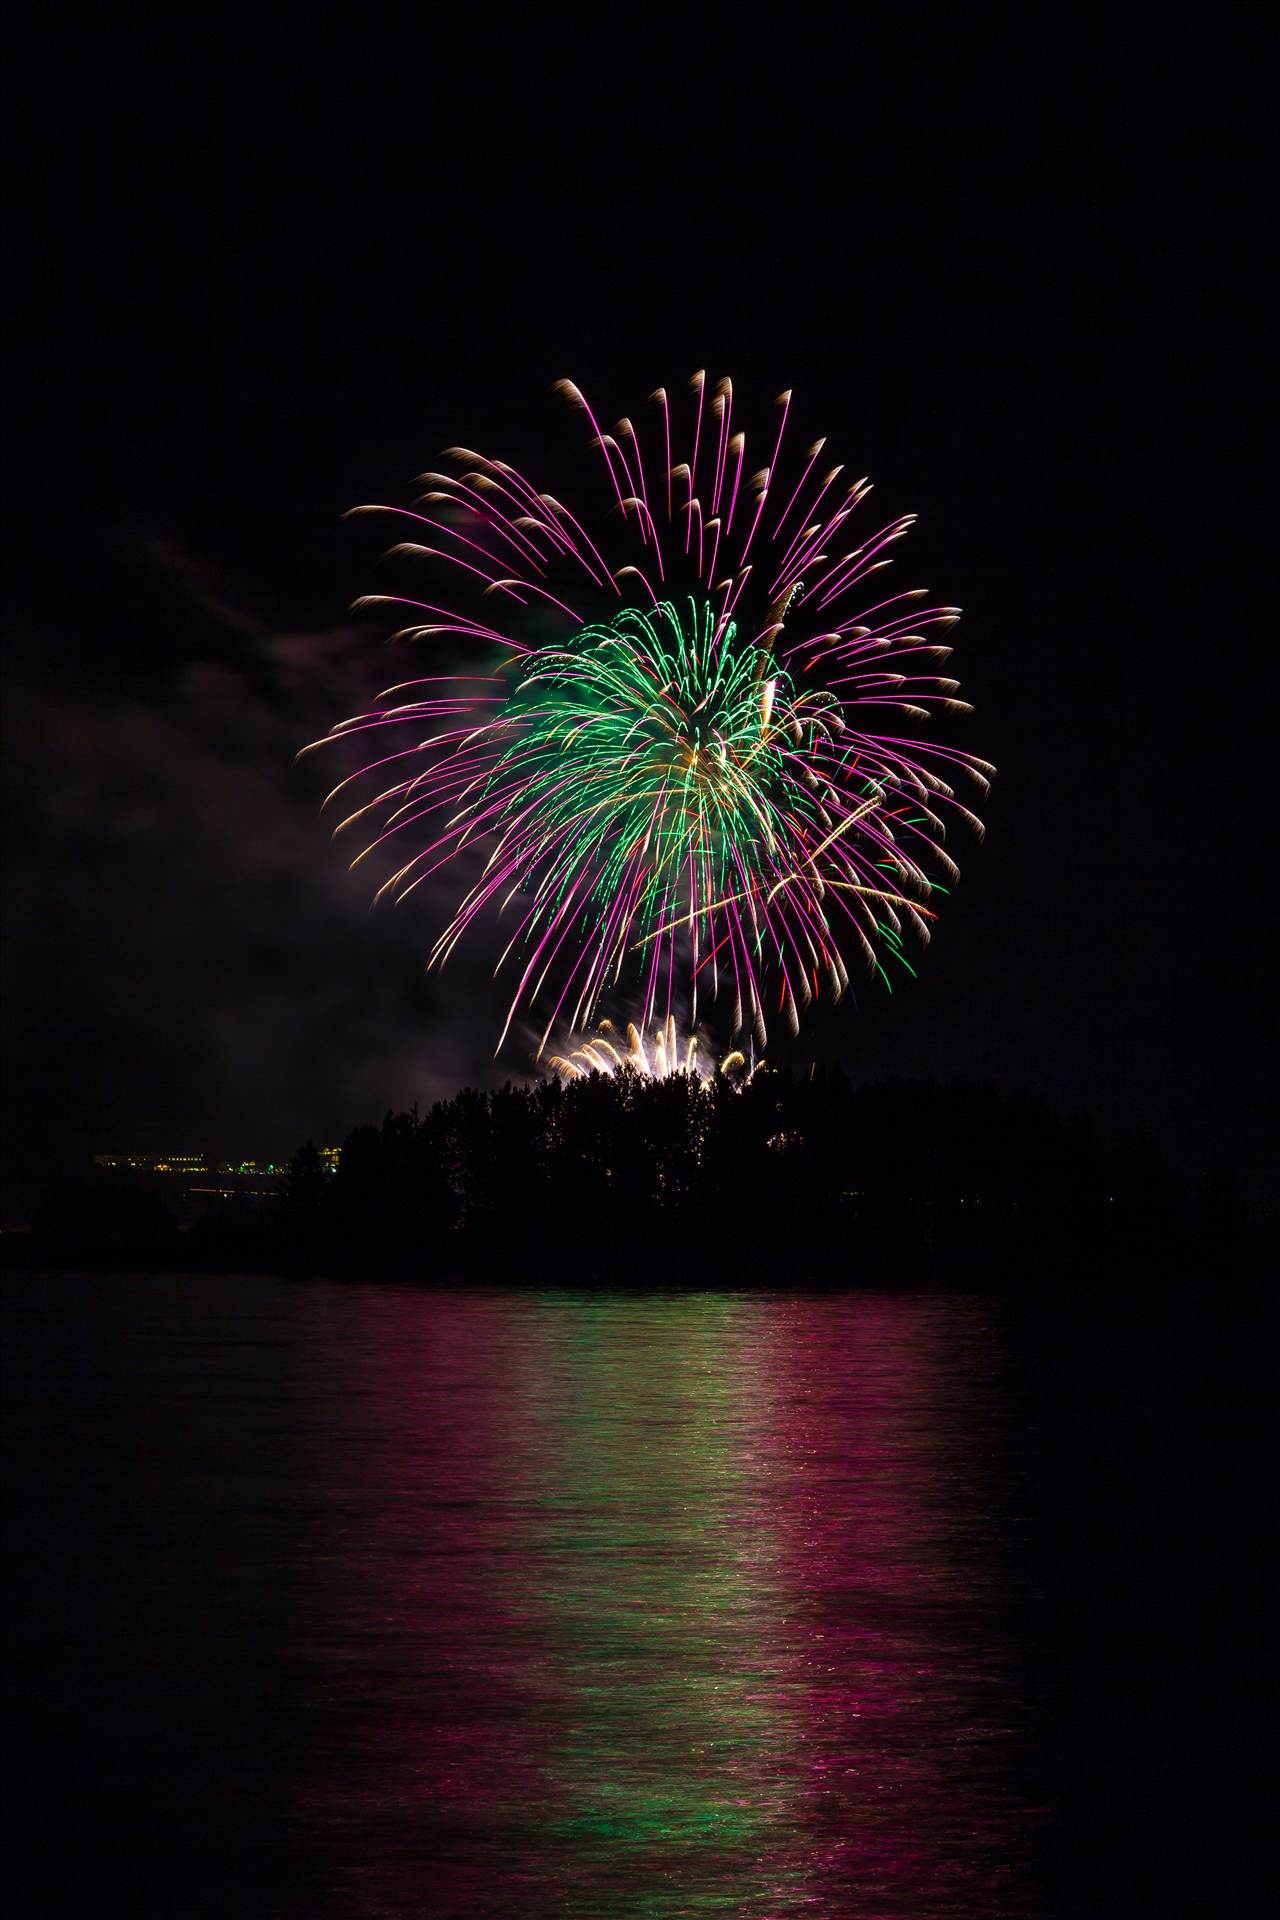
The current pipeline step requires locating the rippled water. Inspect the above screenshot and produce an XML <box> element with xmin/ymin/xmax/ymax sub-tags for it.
<box><xmin>4</xmin><ymin>1272</ymin><xmax>1239</xmax><ymax>1916</ymax></box>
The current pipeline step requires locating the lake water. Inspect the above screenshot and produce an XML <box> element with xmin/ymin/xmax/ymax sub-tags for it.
<box><xmin>1</xmin><ymin>1274</ymin><xmax>1254</xmax><ymax>1916</ymax></box>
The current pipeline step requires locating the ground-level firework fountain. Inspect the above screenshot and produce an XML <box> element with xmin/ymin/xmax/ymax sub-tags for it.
<box><xmin>547</xmin><ymin>1015</ymin><xmax>758</xmax><ymax>1083</ymax></box>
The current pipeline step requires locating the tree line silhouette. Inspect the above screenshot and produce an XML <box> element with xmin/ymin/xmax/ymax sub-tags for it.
<box><xmin>269</xmin><ymin>1068</ymin><xmax>1218</xmax><ymax>1285</ymax></box>
<box><xmin>13</xmin><ymin>1068</ymin><xmax>1242</xmax><ymax>1284</ymax></box>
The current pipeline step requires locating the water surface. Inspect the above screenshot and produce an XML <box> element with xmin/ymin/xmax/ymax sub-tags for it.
<box><xmin>5</xmin><ymin>1273</ymin><xmax>1226</xmax><ymax>1915</ymax></box>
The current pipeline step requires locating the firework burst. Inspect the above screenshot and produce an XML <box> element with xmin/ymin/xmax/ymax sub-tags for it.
<box><xmin>305</xmin><ymin>376</ymin><xmax>993</xmax><ymax>1056</ymax></box>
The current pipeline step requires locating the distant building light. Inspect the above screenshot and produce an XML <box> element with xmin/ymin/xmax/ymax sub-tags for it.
<box><xmin>96</xmin><ymin>1150</ymin><xmax>293</xmax><ymax>1182</ymax></box>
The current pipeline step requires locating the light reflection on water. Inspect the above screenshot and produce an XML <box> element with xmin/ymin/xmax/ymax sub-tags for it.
<box><xmin>288</xmin><ymin>1289</ymin><xmax>1032</xmax><ymax>1916</ymax></box>
<box><xmin>3</xmin><ymin>1279</ymin><xmax>1035</xmax><ymax>1916</ymax></box>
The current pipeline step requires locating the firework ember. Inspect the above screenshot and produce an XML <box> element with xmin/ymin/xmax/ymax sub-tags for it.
<box><xmin>304</xmin><ymin>376</ymin><xmax>993</xmax><ymax>1056</ymax></box>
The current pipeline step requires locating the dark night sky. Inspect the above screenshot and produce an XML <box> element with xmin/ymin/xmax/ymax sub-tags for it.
<box><xmin>2</xmin><ymin>16</ymin><xmax>1271</xmax><ymax>1205</ymax></box>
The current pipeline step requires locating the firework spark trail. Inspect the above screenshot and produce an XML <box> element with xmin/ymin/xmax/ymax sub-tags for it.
<box><xmin>305</xmin><ymin>377</ymin><xmax>993</xmax><ymax>1056</ymax></box>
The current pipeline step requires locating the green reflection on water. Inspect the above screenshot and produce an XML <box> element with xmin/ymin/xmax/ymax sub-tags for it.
<box><xmin>512</xmin><ymin>1292</ymin><xmax>802</xmax><ymax>1913</ymax></box>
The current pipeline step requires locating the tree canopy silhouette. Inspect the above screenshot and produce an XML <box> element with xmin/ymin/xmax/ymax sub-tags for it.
<box><xmin>274</xmin><ymin>1068</ymin><xmax>1190</xmax><ymax>1286</ymax></box>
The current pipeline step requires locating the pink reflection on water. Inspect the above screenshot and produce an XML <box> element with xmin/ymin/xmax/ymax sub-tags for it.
<box><xmin>731</xmin><ymin>1295</ymin><xmax>1031</xmax><ymax>1911</ymax></box>
<box><xmin>285</xmin><ymin>1290</ymin><xmax>1035</xmax><ymax>1917</ymax></box>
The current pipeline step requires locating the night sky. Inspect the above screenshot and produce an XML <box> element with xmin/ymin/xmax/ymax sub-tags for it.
<box><xmin>3</xmin><ymin>17</ymin><xmax>1270</xmax><ymax>1208</ymax></box>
